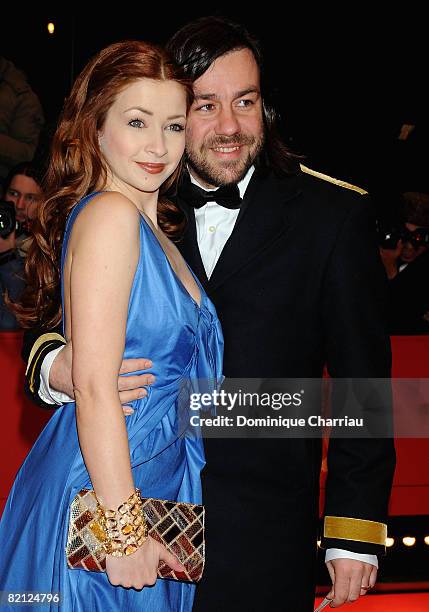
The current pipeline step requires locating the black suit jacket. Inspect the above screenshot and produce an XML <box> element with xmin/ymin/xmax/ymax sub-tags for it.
<box><xmin>177</xmin><ymin>166</ymin><xmax>394</xmax><ymax>527</ymax></box>
<box><xmin>388</xmin><ymin>249</ymin><xmax>429</xmax><ymax>334</ymax></box>
<box><xmin>178</xmin><ymin>168</ymin><xmax>395</xmax><ymax>610</ymax></box>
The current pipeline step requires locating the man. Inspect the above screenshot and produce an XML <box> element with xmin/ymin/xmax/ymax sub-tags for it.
<box><xmin>4</xmin><ymin>161</ymin><xmax>44</xmax><ymax>256</ymax></box>
<box><xmin>0</xmin><ymin>162</ymin><xmax>44</xmax><ymax>330</ymax></box>
<box><xmin>5</xmin><ymin>163</ymin><xmax>44</xmax><ymax>230</ymax></box>
<box><xmin>23</xmin><ymin>17</ymin><xmax>395</xmax><ymax>611</ymax></box>
<box><xmin>379</xmin><ymin>191</ymin><xmax>429</xmax><ymax>333</ymax></box>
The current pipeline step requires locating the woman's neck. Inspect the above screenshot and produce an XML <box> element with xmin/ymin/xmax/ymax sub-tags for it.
<box><xmin>102</xmin><ymin>176</ymin><xmax>159</xmax><ymax>227</ymax></box>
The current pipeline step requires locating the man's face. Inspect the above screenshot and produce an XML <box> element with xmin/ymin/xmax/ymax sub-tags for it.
<box><xmin>401</xmin><ymin>222</ymin><xmax>429</xmax><ymax>263</ymax></box>
<box><xmin>6</xmin><ymin>174</ymin><xmax>43</xmax><ymax>227</ymax></box>
<box><xmin>185</xmin><ymin>48</ymin><xmax>264</xmax><ymax>188</ymax></box>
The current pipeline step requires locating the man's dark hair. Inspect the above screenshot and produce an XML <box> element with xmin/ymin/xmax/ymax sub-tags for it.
<box><xmin>4</xmin><ymin>161</ymin><xmax>45</xmax><ymax>194</ymax></box>
<box><xmin>402</xmin><ymin>192</ymin><xmax>429</xmax><ymax>227</ymax></box>
<box><xmin>167</xmin><ymin>16</ymin><xmax>300</xmax><ymax>176</ymax></box>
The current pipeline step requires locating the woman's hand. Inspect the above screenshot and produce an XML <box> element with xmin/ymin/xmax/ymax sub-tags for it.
<box><xmin>105</xmin><ymin>536</ymin><xmax>185</xmax><ymax>590</ymax></box>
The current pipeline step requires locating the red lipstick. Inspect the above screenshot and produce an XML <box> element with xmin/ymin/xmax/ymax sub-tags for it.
<box><xmin>136</xmin><ymin>162</ymin><xmax>166</xmax><ymax>174</ymax></box>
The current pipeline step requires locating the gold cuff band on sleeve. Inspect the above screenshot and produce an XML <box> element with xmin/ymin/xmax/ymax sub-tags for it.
<box><xmin>26</xmin><ymin>332</ymin><xmax>66</xmax><ymax>375</ymax></box>
<box><xmin>26</xmin><ymin>332</ymin><xmax>66</xmax><ymax>392</ymax></box>
<box><xmin>324</xmin><ymin>516</ymin><xmax>387</xmax><ymax>546</ymax></box>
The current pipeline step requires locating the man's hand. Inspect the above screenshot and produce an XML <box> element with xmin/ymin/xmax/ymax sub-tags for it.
<box><xmin>379</xmin><ymin>241</ymin><xmax>403</xmax><ymax>279</ymax></box>
<box><xmin>325</xmin><ymin>558</ymin><xmax>377</xmax><ymax>607</ymax></box>
<box><xmin>0</xmin><ymin>232</ymin><xmax>16</xmax><ymax>254</ymax></box>
<box><xmin>118</xmin><ymin>358</ymin><xmax>155</xmax><ymax>414</ymax></box>
<box><xmin>50</xmin><ymin>342</ymin><xmax>155</xmax><ymax>414</ymax></box>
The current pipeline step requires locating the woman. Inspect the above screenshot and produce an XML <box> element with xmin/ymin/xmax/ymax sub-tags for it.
<box><xmin>0</xmin><ymin>41</ymin><xmax>223</xmax><ymax>610</ymax></box>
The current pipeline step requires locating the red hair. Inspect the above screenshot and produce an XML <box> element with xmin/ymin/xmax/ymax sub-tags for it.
<box><xmin>12</xmin><ymin>40</ymin><xmax>192</xmax><ymax>329</ymax></box>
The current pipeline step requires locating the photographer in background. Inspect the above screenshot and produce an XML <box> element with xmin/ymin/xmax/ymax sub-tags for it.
<box><xmin>379</xmin><ymin>192</ymin><xmax>429</xmax><ymax>334</ymax></box>
<box><xmin>3</xmin><ymin>162</ymin><xmax>44</xmax><ymax>256</ymax></box>
<box><xmin>0</xmin><ymin>199</ymin><xmax>24</xmax><ymax>329</ymax></box>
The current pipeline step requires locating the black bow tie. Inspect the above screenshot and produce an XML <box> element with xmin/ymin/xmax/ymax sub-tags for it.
<box><xmin>179</xmin><ymin>179</ymin><xmax>242</xmax><ymax>210</ymax></box>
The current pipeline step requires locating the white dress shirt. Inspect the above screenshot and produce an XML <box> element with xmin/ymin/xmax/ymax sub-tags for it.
<box><xmin>39</xmin><ymin>166</ymin><xmax>378</xmax><ymax>568</ymax></box>
<box><xmin>191</xmin><ymin>166</ymin><xmax>254</xmax><ymax>278</ymax></box>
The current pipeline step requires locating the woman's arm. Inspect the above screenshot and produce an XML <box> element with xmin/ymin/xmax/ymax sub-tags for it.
<box><xmin>68</xmin><ymin>193</ymin><xmax>184</xmax><ymax>588</ymax></box>
<box><xmin>68</xmin><ymin>192</ymin><xmax>140</xmax><ymax>509</ymax></box>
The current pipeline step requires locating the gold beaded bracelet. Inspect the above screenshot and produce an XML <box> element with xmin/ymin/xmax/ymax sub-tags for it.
<box><xmin>95</xmin><ymin>488</ymin><xmax>148</xmax><ymax>557</ymax></box>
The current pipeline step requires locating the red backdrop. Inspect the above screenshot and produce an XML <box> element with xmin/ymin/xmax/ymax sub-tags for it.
<box><xmin>1</xmin><ymin>332</ymin><xmax>429</xmax><ymax>517</ymax></box>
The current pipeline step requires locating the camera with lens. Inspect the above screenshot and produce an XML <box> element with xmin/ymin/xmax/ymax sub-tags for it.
<box><xmin>0</xmin><ymin>200</ymin><xmax>18</xmax><ymax>239</ymax></box>
<box><xmin>402</xmin><ymin>227</ymin><xmax>429</xmax><ymax>249</ymax></box>
<box><xmin>377</xmin><ymin>222</ymin><xmax>429</xmax><ymax>250</ymax></box>
<box><xmin>377</xmin><ymin>223</ymin><xmax>403</xmax><ymax>250</ymax></box>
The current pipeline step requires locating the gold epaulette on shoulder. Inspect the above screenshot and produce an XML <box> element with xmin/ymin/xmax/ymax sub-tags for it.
<box><xmin>300</xmin><ymin>164</ymin><xmax>368</xmax><ymax>196</ymax></box>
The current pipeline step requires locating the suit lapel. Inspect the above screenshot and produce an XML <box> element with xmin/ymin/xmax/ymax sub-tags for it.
<box><xmin>176</xmin><ymin>198</ymin><xmax>209</xmax><ymax>286</ymax></box>
<box><xmin>176</xmin><ymin>169</ymin><xmax>302</xmax><ymax>292</ymax></box>
<box><xmin>207</xmin><ymin>170</ymin><xmax>302</xmax><ymax>292</ymax></box>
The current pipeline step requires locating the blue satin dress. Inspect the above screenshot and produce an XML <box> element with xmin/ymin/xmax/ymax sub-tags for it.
<box><xmin>0</xmin><ymin>192</ymin><xmax>224</xmax><ymax>611</ymax></box>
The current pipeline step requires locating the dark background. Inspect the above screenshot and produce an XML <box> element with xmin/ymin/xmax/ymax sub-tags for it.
<box><xmin>3</xmin><ymin>6</ymin><xmax>427</xmax><ymax>207</ymax></box>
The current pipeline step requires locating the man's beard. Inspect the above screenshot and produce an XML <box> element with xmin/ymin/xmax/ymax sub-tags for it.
<box><xmin>186</xmin><ymin>132</ymin><xmax>265</xmax><ymax>187</ymax></box>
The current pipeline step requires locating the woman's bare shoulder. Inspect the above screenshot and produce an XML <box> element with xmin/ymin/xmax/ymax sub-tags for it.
<box><xmin>71</xmin><ymin>191</ymin><xmax>141</xmax><ymax>237</ymax></box>
<box><xmin>79</xmin><ymin>191</ymin><xmax>140</xmax><ymax>219</ymax></box>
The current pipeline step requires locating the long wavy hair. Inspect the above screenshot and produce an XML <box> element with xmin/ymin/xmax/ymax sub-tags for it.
<box><xmin>12</xmin><ymin>40</ymin><xmax>193</xmax><ymax>329</ymax></box>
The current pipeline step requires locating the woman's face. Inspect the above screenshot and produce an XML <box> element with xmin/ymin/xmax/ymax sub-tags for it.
<box><xmin>98</xmin><ymin>78</ymin><xmax>187</xmax><ymax>200</ymax></box>
<box><xmin>6</xmin><ymin>174</ymin><xmax>43</xmax><ymax>227</ymax></box>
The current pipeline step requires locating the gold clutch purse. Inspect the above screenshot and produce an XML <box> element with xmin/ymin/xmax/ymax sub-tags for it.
<box><xmin>65</xmin><ymin>489</ymin><xmax>205</xmax><ymax>582</ymax></box>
